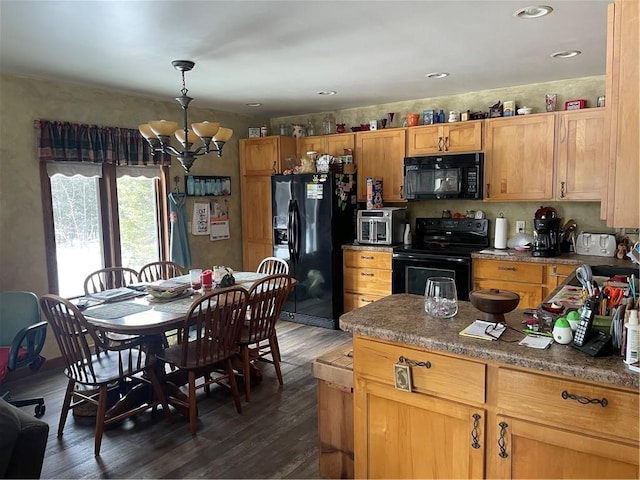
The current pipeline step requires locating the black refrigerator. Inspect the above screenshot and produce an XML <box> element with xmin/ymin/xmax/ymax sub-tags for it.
<box><xmin>272</xmin><ymin>173</ymin><xmax>357</xmax><ymax>329</ymax></box>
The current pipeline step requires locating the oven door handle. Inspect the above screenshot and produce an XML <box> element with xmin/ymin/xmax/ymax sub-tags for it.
<box><xmin>392</xmin><ymin>253</ymin><xmax>470</xmax><ymax>264</ymax></box>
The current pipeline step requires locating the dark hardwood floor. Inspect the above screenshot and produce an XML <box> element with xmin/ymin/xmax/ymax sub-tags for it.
<box><xmin>5</xmin><ymin>320</ymin><xmax>351</xmax><ymax>479</ymax></box>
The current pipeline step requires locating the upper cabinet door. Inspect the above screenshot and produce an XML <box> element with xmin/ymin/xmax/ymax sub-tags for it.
<box><xmin>484</xmin><ymin>114</ymin><xmax>555</xmax><ymax>201</ymax></box>
<box><xmin>296</xmin><ymin>136</ymin><xmax>325</xmax><ymax>159</ymax></box>
<box><xmin>601</xmin><ymin>0</ymin><xmax>639</xmax><ymax>227</ymax></box>
<box><xmin>444</xmin><ymin>121</ymin><xmax>483</xmax><ymax>153</ymax></box>
<box><xmin>324</xmin><ymin>133</ymin><xmax>355</xmax><ymax>156</ymax></box>
<box><xmin>355</xmin><ymin>129</ymin><xmax>406</xmax><ymax>203</ymax></box>
<box><xmin>555</xmin><ymin>109</ymin><xmax>604</xmax><ymax>201</ymax></box>
<box><xmin>240</xmin><ymin>136</ymin><xmax>296</xmax><ymax>175</ymax></box>
<box><xmin>406</xmin><ymin>121</ymin><xmax>482</xmax><ymax>156</ymax></box>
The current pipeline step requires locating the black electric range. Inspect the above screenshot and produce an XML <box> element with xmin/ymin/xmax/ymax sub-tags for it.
<box><xmin>392</xmin><ymin>217</ymin><xmax>490</xmax><ymax>300</ymax></box>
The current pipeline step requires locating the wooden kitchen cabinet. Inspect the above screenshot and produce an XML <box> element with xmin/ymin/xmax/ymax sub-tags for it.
<box><xmin>354</xmin><ymin>336</ymin><xmax>486</xmax><ymax>479</ymax></box>
<box><xmin>473</xmin><ymin>258</ymin><xmax>580</xmax><ymax>308</ymax></box>
<box><xmin>239</xmin><ymin>136</ymin><xmax>296</xmax><ymax>271</ymax></box>
<box><xmin>484</xmin><ymin>114</ymin><xmax>555</xmax><ymax>201</ymax></box>
<box><xmin>353</xmin><ymin>334</ymin><xmax>640</xmax><ymax>480</ymax></box>
<box><xmin>312</xmin><ymin>342</ymin><xmax>354</xmax><ymax>479</ymax></box>
<box><xmin>343</xmin><ymin>249</ymin><xmax>392</xmax><ymax>312</ymax></box>
<box><xmin>405</xmin><ymin>120</ymin><xmax>483</xmax><ymax>155</ymax></box>
<box><xmin>545</xmin><ymin>263</ymin><xmax>577</xmax><ymax>291</ymax></box>
<box><xmin>472</xmin><ymin>259</ymin><xmax>545</xmax><ymax>309</ymax></box>
<box><xmin>355</xmin><ymin>129</ymin><xmax>406</xmax><ymax>202</ymax></box>
<box><xmin>487</xmin><ymin>367</ymin><xmax>639</xmax><ymax>479</ymax></box>
<box><xmin>601</xmin><ymin>0</ymin><xmax>639</xmax><ymax>227</ymax></box>
<box><xmin>297</xmin><ymin>133</ymin><xmax>355</xmax><ymax>159</ymax></box>
<box><xmin>555</xmin><ymin>109</ymin><xmax>605</xmax><ymax>201</ymax></box>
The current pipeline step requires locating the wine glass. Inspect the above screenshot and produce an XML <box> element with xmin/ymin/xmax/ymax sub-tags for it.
<box><xmin>387</xmin><ymin>112</ymin><xmax>395</xmax><ymax>127</ymax></box>
<box><xmin>581</xmin><ymin>233</ymin><xmax>591</xmax><ymax>253</ymax></box>
<box><xmin>424</xmin><ymin>277</ymin><xmax>458</xmax><ymax>319</ymax></box>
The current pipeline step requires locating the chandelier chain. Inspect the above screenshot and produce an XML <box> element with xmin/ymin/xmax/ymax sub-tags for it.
<box><xmin>181</xmin><ymin>71</ymin><xmax>188</xmax><ymax>97</ymax></box>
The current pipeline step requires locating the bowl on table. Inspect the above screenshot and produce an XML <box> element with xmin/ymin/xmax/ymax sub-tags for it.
<box><xmin>469</xmin><ymin>288</ymin><xmax>520</xmax><ymax>323</ymax></box>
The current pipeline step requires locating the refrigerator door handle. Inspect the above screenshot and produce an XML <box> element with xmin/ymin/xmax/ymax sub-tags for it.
<box><xmin>293</xmin><ymin>199</ymin><xmax>301</xmax><ymax>263</ymax></box>
<box><xmin>287</xmin><ymin>200</ymin><xmax>294</xmax><ymax>257</ymax></box>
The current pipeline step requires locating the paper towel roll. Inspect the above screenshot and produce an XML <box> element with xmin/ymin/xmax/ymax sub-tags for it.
<box><xmin>494</xmin><ymin>218</ymin><xmax>508</xmax><ymax>249</ymax></box>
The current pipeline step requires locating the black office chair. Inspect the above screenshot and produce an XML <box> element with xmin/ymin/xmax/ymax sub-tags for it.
<box><xmin>0</xmin><ymin>291</ymin><xmax>47</xmax><ymax>418</ymax></box>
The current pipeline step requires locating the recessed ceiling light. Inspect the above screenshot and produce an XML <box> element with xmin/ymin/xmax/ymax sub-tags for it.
<box><xmin>317</xmin><ymin>90</ymin><xmax>337</xmax><ymax>96</ymax></box>
<box><xmin>245</xmin><ymin>102</ymin><xmax>262</xmax><ymax>107</ymax></box>
<box><xmin>425</xmin><ymin>72</ymin><xmax>449</xmax><ymax>79</ymax></box>
<box><xmin>513</xmin><ymin>5</ymin><xmax>553</xmax><ymax>18</ymax></box>
<box><xmin>550</xmin><ymin>50</ymin><xmax>582</xmax><ymax>59</ymax></box>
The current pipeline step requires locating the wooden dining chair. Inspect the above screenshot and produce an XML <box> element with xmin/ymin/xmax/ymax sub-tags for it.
<box><xmin>256</xmin><ymin>257</ymin><xmax>289</xmax><ymax>275</ymax></box>
<box><xmin>240</xmin><ymin>274</ymin><xmax>293</xmax><ymax>401</ymax></box>
<box><xmin>138</xmin><ymin>261</ymin><xmax>184</xmax><ymax>282</ymax></box>
<box><xmin>83</xmin><ymin>267</ymin><xmax>139</xmax><ymax>294</ymax></box>
<box><xmin>39</xmin><ymin>294</ymin><xmax>171</xmax><ymax>455</ymax></box>
<box><xmin>156</xmin><ymin>286</ymin><xmax>248</xmax><ymax>435</ymax></box>
<box><xmin>83</xmin><ymin>267</ymin><xmax>141</xmax><ymax>347</ymax></box>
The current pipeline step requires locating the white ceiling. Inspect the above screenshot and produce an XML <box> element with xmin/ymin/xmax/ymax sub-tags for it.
<box><xmin>0</xmin><ymin>0</ymin><xmax>610</xmax><ymax>118</ymax></box>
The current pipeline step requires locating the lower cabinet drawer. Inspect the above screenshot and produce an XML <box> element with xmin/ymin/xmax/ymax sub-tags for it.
<box><xmin>344</xmin><ymin>250</ymin><xmax>391</xmax><ymax>269</ymax></box>
<box><xmin>354</xmin><ymin>336</ymin><xmax>486</xmax><ymax>405</ymax></box>
<box><xmin>474</xmin><ymin>260</ymin><xmax>545</xmax><ymax>284</ymax></box>
<box><xmin>344</xmin><ymin>267</ymin><xmax>392</xmax><ymax>296</ymax></box>
<box><xmin>497</xmin><ymin>367</ymin><xmax>639</xmax><ymax>441</ymax></box>
<box><xmin>344</xmin><ymin>292</ymin><xmax>386</xmax><ymax>312</ymax></box>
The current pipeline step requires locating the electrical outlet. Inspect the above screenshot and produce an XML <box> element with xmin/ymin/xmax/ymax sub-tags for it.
<box><xmin>515</xmin><ymin>220</ymin><xmax>525</xmax><ymax>234</ymax></box>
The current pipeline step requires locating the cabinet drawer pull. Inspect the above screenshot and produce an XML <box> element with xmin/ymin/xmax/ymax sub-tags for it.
<box><xmin>360</xmin><ymin>255</ymin><xmax>374</xmax><ymax>260</ymax></box>
<box><xmin>498</xmin><ymin>266</ymin><xmax>517</xmax><ymax>271</ymax></box>
<box><xmin>486</xmin><ymin>183</ymin><xmax>490</xmax><ymax>198</ymax></box>
<box><xmin>398</xmin><ymin>356</ymin><xmax>431</xmax><ymax>369</ymax></box>
<box><xmin>360</xmin><ymin>298</ymin><xmax>374</xmax><ymax>304</ymax></box>
<box><xmin>360</xmin><ymin>272</ymin><xmax>375</xmax><ymax>277</ymax></box>
<box><xmin>560</xmin><ymin>181</ymin><xmax>566</xmax><ymax>198</ymax></box>
<box><xmin>471</xmin><ymin>413</ymin><xmax>481</xmax><ymax>449</ymax></box>
<box><xmin>561</xmin><ymin>390</ymin><xmax>608</xmax><ymax>407</ymax></box>
<box><xmin>498</xmin><ymin>421</ymin><xmax>508</xmax><ymax>458</ymax></box>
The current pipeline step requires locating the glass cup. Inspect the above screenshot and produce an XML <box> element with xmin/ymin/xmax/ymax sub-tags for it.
<box><xmin>424</xmin><ymin>277</ymin><xmax>458</xmax><ymax>319</ymax></box>
<box><xmin>545</xmin><ymin>94</ymin><xmax>557</xmax><ymax>112</ymax></box>
<box><xmin>190</xmin><ymin>268</ymin><xmax>202</xmax><ymax>291</ymax></box>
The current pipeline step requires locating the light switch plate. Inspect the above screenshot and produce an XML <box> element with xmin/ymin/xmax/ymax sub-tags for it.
<box><xmin>516</xmin><ymin>220</ymin><xmax>525</xmax><ymax>234</ymax></box>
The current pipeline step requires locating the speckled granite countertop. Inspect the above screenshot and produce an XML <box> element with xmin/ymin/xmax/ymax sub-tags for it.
<box><xmin>472</xmin><ymin>250</ymin><xmax>635</xmax><ymax>268</ymax></box>
<box><xmin>340</xmin><ymin>294</ymin><xmax>639</xmax><ymax>389</ymax></box>
<box><xmin>342</xmin><ymin>243</ymin><xmax>394</xmax><ymax>252</ymax></box>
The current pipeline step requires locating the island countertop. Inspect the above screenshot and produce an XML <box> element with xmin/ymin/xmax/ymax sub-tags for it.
<box><xmin>339</xmin><ymin>294</ymin><xmax>639</xmax><ymax>389</ymax></box>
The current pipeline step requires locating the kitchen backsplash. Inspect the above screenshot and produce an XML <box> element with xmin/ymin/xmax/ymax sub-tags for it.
<box><xmin>389</xmin><ymin>200</ymin><xmax>614</xmax><ymax>244</ymax></box>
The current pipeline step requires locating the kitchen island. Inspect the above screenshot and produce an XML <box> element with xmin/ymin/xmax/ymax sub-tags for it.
<box><xmin>340</xmin><ymin>294</ymin><xmax>639</xmax><ymax>479</ymax></box>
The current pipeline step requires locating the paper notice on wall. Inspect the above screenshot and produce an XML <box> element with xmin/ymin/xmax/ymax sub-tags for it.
<box><xmin>192</xmin><ymin>202</ymin><xmax>210</xmax><ymax>235</ymax></box>
<box><xmin>210</xmin><ymin>199</ymin><xmax>230</xmax><ymax>241</ymax></box>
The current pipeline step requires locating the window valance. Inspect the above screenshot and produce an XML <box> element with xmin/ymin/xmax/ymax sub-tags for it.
<box><xmin>34</xmin><ymin>119</ymin><xmax>171</xmax><ymax>167</ymax></box>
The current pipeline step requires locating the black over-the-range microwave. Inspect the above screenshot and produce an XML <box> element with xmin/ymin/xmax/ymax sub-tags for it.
<box><xmin>403</xmin><ymin>152</ymin><xmax>483</xmax><ymax>200</ymax></box>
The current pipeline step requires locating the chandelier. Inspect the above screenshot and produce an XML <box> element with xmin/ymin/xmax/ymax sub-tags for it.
<box><xmin>138</xmin><ymin>60</ymin><xmax>233</xmax><ymax>172</ymax></box>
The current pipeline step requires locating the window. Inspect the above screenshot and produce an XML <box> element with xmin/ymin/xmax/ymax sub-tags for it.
<box><xmin>116</xmin><ymin>169</ymin><xmax>161</xmax><ymax>270</ymax></box>
<box><xmin>43</xmin><ymin>163</ymin><xmax>168</xmax><ymax>297</ymax></box>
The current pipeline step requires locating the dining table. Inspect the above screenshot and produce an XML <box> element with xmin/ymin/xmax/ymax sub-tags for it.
<box><xmin>78</xmin><ymin>271</ymin><xmax>273</xmax><ymax>417</ymax></box>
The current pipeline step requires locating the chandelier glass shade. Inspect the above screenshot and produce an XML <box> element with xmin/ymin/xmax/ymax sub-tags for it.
<box><xmin>139</xmin><ymin>60</ymin><xmax>233</xmax><ymax>172</ymax></box>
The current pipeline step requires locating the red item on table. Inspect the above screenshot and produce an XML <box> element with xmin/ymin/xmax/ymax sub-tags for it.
<box><xmin>201</xmin><ymin>269</ymin><xmax>213</xmax><ymax>287</ymax></box>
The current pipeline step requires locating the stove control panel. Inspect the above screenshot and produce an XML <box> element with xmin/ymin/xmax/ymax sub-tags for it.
<box><xmin>416</xmin><ymin>218</ymin><xmax>489</xmax><ymax>236</ymax></box>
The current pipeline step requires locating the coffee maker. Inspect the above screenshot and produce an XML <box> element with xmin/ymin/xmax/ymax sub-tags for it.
<box><xmin>532</xmin><ymin>217</ymin><xmax>561</xmax><ymax>257</ymax></box>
